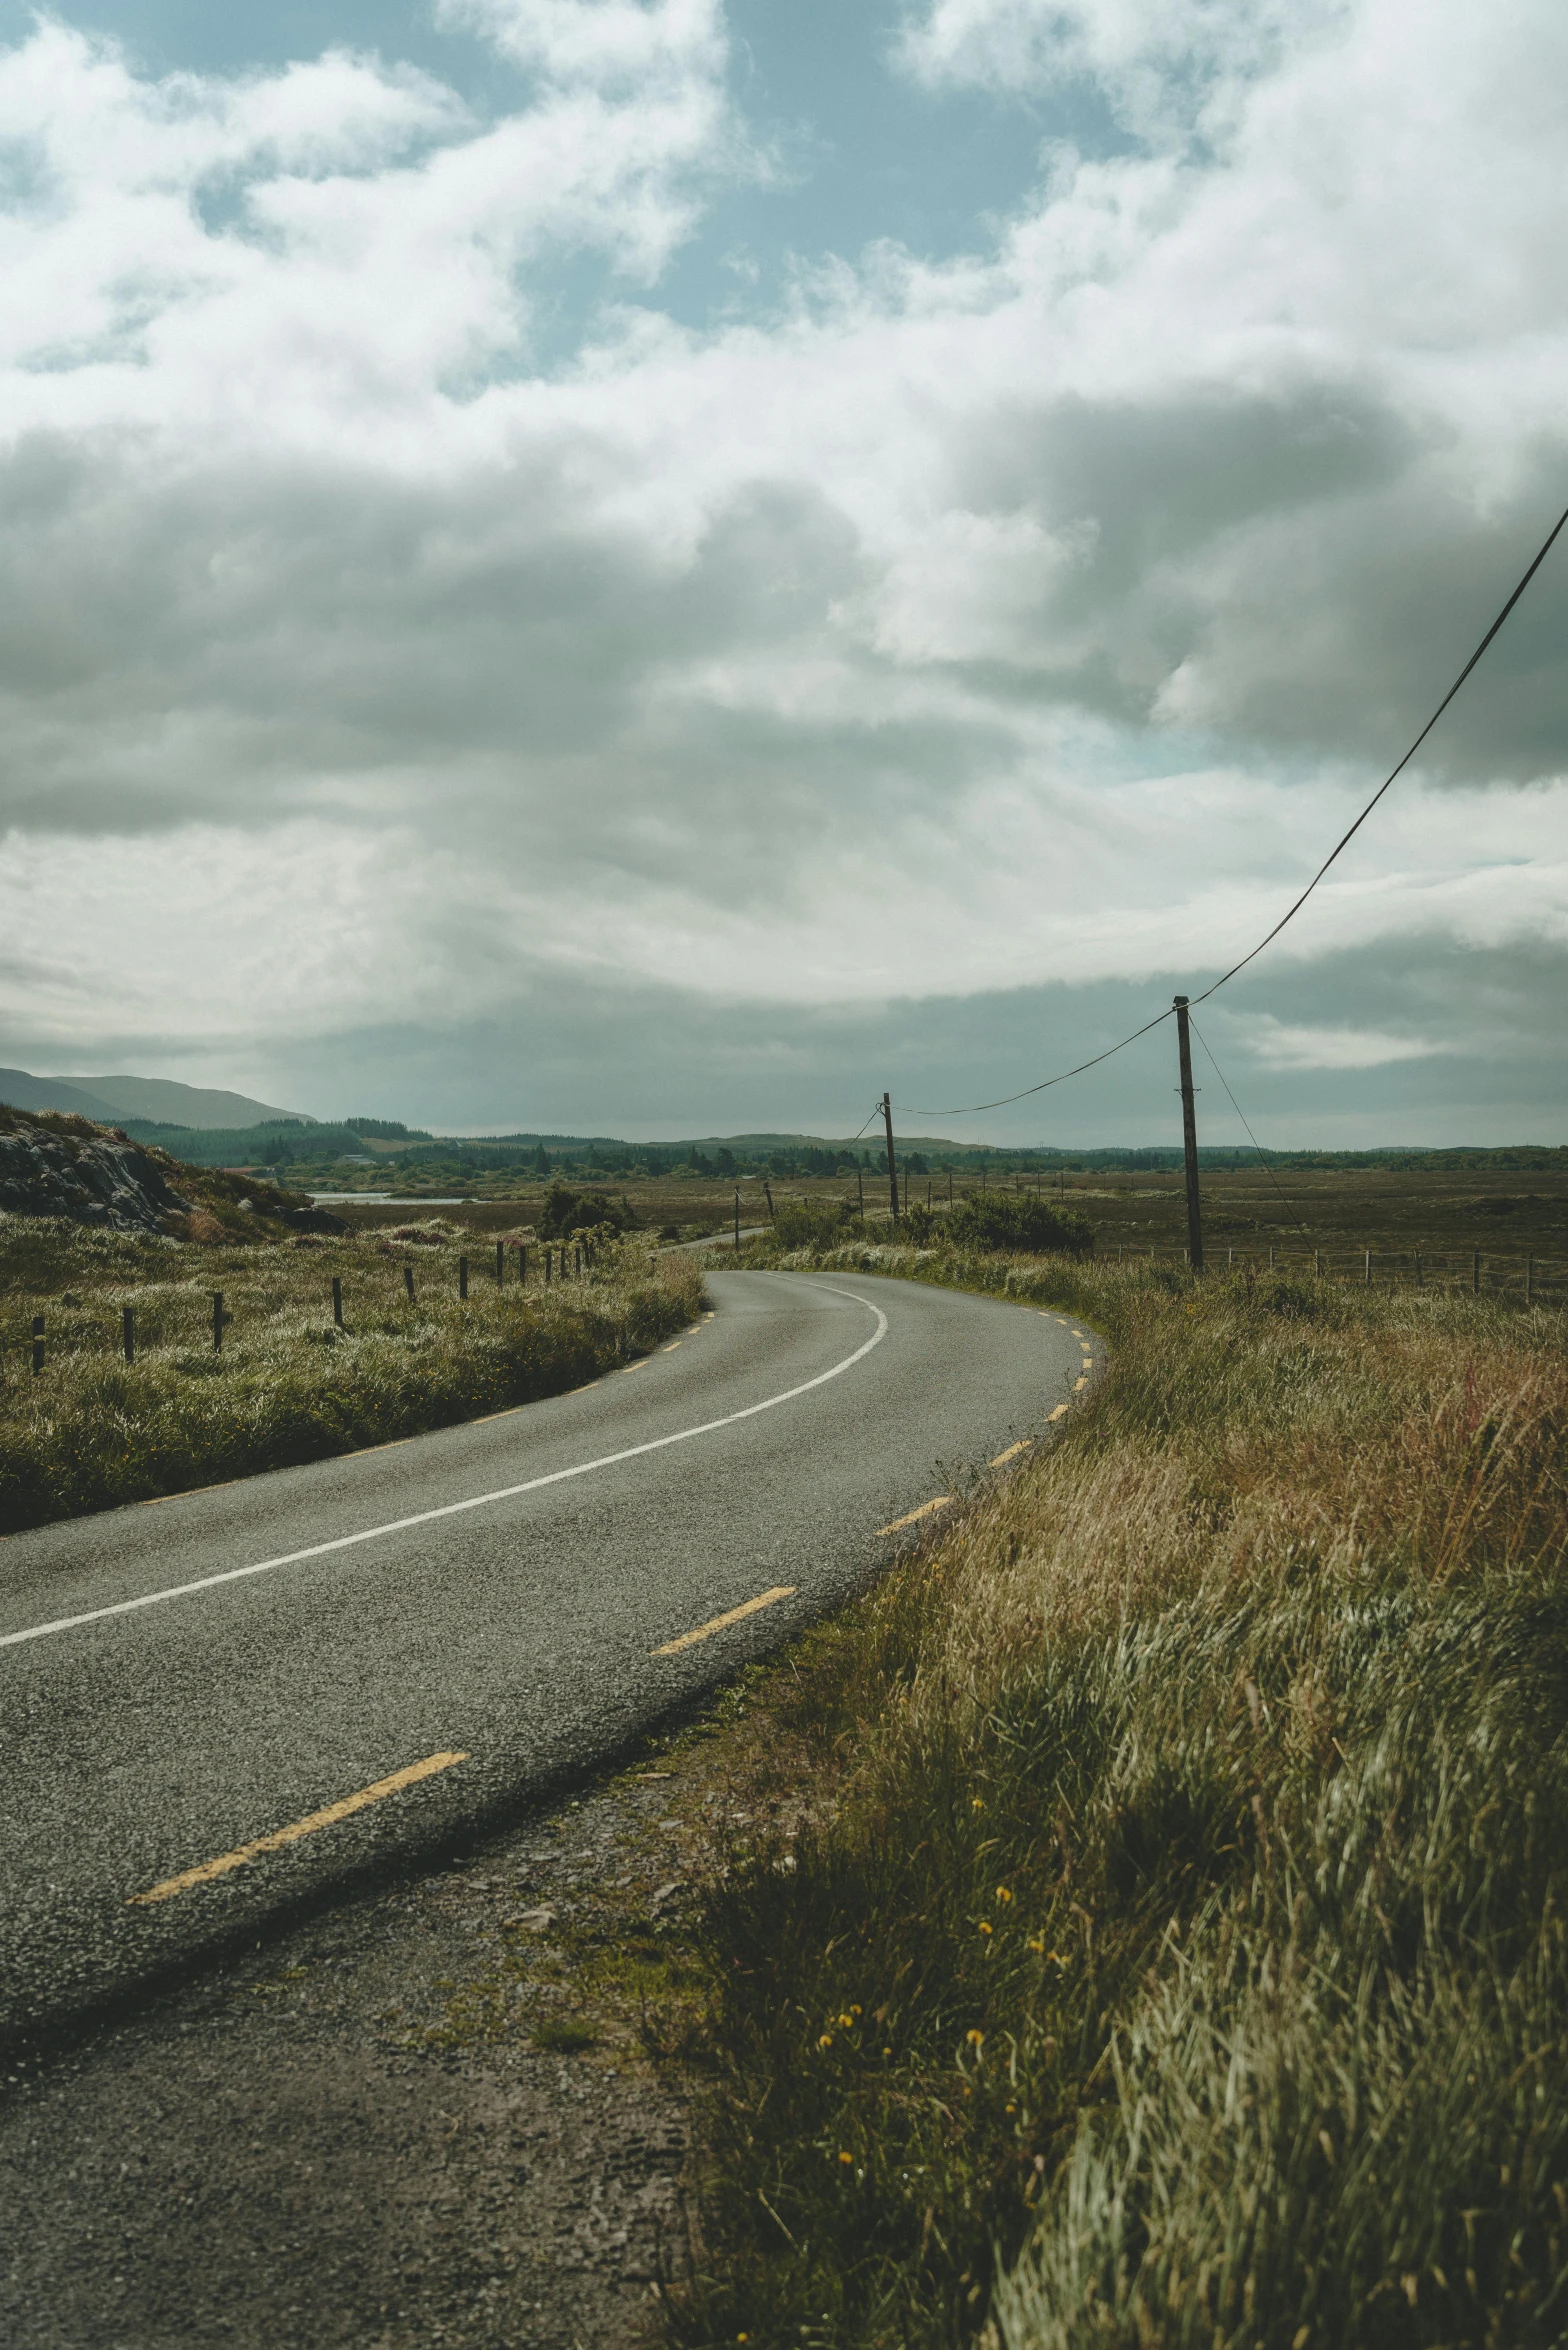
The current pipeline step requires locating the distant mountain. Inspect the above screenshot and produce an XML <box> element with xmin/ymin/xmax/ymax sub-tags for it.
<box><xmin>0</xmin><ymin>1069</ymin><xmax>126</xmax><ymax>1123</ymax></box>
<box><xmin>0</xmin><ymin>1067</ymin><xmax>312</xmax><ymax>1131</ymax></box>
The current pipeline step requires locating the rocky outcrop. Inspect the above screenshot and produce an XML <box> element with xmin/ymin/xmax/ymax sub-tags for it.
<box><xmin>0</xmin><ymin>1123</ymin><xmax>192</xmax><ymax>1234</ymax></box>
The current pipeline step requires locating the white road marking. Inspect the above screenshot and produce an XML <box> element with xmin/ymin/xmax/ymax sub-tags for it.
<box><xmin>0</xmin><ymin>1286</ymin><xmax>889</xmax><ymax>1654</ymax></box>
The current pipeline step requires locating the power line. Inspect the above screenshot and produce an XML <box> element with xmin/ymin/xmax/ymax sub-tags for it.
<box><xmin>1189</xmin><ymin>1015</ymin><xmax>1310</xmax><ymax>1243</ymax></box>
<box><xmin>893</xmin><ymin>1006</ymin><xmax>1174</xmax><ymax>1118</ymax></box>
<box><xmin>892</xmin><ymin>496</ymin><xmax>1568</xmax><ymax>1121</ymax></box>
<box><xmin>1193</xmin><ymin>497</ymin><xmax>1568</xmax><ymax>1004</ymax></box>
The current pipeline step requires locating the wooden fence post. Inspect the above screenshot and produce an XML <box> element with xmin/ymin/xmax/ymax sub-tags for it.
<box><xmin>459</xmin><ymin>1254</ymin><xmax>468</xmax><ymax>1301</ymax></box>
<box><xmin>31</xmin><ymin>1315</ymin><xmax>44</xmax><ymax>1375</ymax></box>
<box><xmin>519</xmin><ymin>1244</ymin><xmax>527</xmax><ymax>1287</ymax></box>
<box><xmin>403</xmin><ymin>1265</ymin><xmax>415</xmax><ymax>1303</ymax></box>
<box><xmin>1364</xmin><ymin>1250</ymin><xmax>1371</xmax><ymax>1286</ymax></box>
<box><xmin>332</xmin><ymin>1277</ymin><xmax>343</xmax><ymax>1328</ymax></box>
<box><xmin>123</xmin><ymin>1306</ymin><xmax>135</xmax><ymax>1364</ymax></box>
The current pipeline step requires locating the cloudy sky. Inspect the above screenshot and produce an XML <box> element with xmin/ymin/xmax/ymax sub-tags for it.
<box><xmin>0</xmin><ymin>0</ymin><xmax>1564</xmax><ymax>1145</ymax></box>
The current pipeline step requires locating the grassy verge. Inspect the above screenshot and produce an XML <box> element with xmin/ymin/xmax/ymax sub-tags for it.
<box><xmin>669</xmin><ymin>1245</ymin><xmax>1568</xmax><ymax>2349</ymax></box>
<box><xmin>0</xmin><ymin>1220</ymin><xmax>704</xmax><ymax>1533</ymax></box>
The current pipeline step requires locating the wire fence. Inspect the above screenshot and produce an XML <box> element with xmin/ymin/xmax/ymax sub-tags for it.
<box><xmin>1110</xmin><ymin>1241</ymin><xmax>1567</xmax><ymax>1302</ymax></box>
<box><xmin>2</xmin><ymin>1238</ymin><xmax>622</xmax><ymax>1377</ymax></box>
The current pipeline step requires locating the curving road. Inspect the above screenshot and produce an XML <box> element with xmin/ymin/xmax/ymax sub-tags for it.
<box><xmin>0</xmin><ymin>1269</ymin><xmax>1099</xmax><ymax>2047</ymax></box>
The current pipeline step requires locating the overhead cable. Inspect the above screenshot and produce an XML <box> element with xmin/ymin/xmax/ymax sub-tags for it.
<box><xmin>893</xmin><ymin>496</ymin><xmax>1568</xmax><ymax>1120</ymax></box>
<box><xmin>1192</xmin><ymin>497</ymin><xmax>1568</xmax><ymax>1004</ymax></box>
<box><xmin>1189</xmin><ymin>1015</ymin><xmax>1310</xmax><ymax>1243</ymax></box>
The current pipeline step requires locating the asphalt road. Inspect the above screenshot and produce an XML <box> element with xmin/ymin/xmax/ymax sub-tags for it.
<box><xmin>0</xmin><ymin>1268</ymin><xmax>1098</xmax><ymax>2049</ymax></box>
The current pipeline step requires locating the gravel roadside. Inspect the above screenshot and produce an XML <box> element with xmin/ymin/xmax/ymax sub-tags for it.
<box><xmin>0</xmin><ymin>1730</ymin><xmax>738</xmax><ymax>2349</ymax></box>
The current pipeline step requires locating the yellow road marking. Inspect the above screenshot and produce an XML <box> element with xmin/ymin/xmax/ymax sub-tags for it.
<box><xmin>1048</xmin><ymin>1403</ymin><xmax>1069</xmax><ymax>1421</ymax></box>
<box><xmin>622</xmin><ymin>1360</ymin><xmax>646</xmax><ymax>1373</ymax></box>
<box><xmin>876</xmin><ymin>1495</ymin><xmax>952</xmax><ymax>1536</ymax></box>
<box><xmin>652</xmin><ymin>1586</ymin><xmax>796</xmax><ymax>1656</ymax></box>
<box><xmin>1071</xmin><ymin>1328</ymin><xmax>1086</xmax><ymax>1337</ymax></box>
<box><xmin>128</xmin><ymin>1751</ymin><xmax>470</xmax><ymax>1907</ymax></box>
<box><xmin>989</xmin><ymin>1439</ymin><xmax>1032</xmax><ymax>1467</ymax></box>
<box><xmin>143</xmin><ymin>1475</ymin><xmax>245</xmax><ymax>1507</ymax></box>
<box><xmin>1074</xmin><ymin>1376</ymin><xmax>1087</xmax><ymax>1391</ymax></box>
<box><xmin>663</xmin><ymin>1342</ymin><xmax>681</xmax><ymax>1352</ymax></box>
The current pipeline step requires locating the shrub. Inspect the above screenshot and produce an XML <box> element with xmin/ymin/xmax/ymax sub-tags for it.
<box><xmin>773</xmin><ymin>1198</ymin><xmax>856</xmax><ymax>1251</ymax></box>
<box><xmin>942</xmin><ymin>1191</ymin><xmax>1093</xmax><ymax>1255</ymax></box>
<box><xmin>536</xmin><ymin>1182</ymin><xmax>640</xmax><ymax>1239</ymax></box>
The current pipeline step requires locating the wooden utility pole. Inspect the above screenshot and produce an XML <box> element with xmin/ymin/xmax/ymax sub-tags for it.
<box><xmin>881</xmin><ymin>1092</ymin><xmax>899</xmax><ymax>1220</ymax></box>
<box><xmin>1173</xmin><ymin>995</ymin><xmax>1204</xmax><ymax>1273</ymax></box>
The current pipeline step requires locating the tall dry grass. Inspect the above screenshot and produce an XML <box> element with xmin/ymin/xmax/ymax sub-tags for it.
<box><xmin>674</xmin><ymin>1251</ymin><xmax>1568</xmax><ymax>2350</ymax></box>
<box><xmin>0</xmin><ymin>1218</ymin><xmax>703</xmax><ymax>1532</ymax></box>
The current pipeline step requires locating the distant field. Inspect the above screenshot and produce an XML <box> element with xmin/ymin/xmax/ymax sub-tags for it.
<box><xmin>326</xmin><ymin>1164</ymin><xmax>1568</xmax><ymax>1295</ymax></box>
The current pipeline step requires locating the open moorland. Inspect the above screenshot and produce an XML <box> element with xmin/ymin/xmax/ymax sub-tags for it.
<box><xmin>330</xmin><ymin>1156</ymin><xmax>1568</xmax><ymax>1293</ymax></box>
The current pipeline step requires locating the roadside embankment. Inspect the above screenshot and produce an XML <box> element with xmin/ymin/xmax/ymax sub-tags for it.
<box><xmin>659</xmin><ymin>1247</ymin><xmax>1568</xmax><ymax>2350</ymax></box>
<box><xmin>0</xmin><ymin>1219</ymin><xmax>704</xmax><ymax>1534</ymax></box>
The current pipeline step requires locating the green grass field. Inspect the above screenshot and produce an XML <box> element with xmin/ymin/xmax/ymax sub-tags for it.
<box><xmin>0</xmin><ymin>1217</ymin><xmax>703</xmax><ymax>1533</ymax></box>
<box><xmin>666</xmin><ymin>1243</ymin><xmax>1568</xmax><ymax>2350</ymax></box>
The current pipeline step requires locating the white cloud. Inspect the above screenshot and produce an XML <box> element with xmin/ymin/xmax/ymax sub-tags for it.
<box><xmin>1230</xmin><ymin>1016</ymin><xmax>1448</xmax><ymax>1071</ymax></box>
<box><xmin>439</xmin><ymin>0</ymin><xmax>726</xmax><ymax>90</ymax></box>
<box><xmin>0</xmin><ymin>0</ymin><xmax>1564</xmax><ymax>1128</ymax></box>
<box><xmin>894</xmin><ymin>0</ymin><xmax>1337</xmax><ymax>145</ymax></box>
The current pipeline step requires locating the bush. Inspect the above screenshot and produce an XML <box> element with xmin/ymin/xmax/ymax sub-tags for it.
<box><xmin>773</xmin><ymin>1197</ymin><xmax>856</xmax><ymax>1251</ymax></box>
<box><xmin>942</xmin><ymin>1191</ymin><xmax>1094</xmax><ymax>1255</ymax></box>
<box><xmin>536</xmin><ymin>1182</ymin><xmax>639</xmax><ymax>1239</ymax></box>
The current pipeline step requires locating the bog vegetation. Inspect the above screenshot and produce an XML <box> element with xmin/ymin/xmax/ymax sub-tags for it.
<box><xmin>0</xmin><ymin>1217</ymin><xmax>702</xmax><ymax>1533</ymax></box>
<box><xmin>671</xmin><ymin>1241</ymin><xmax>1568</xmax><ymax>2350</ymax></box>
